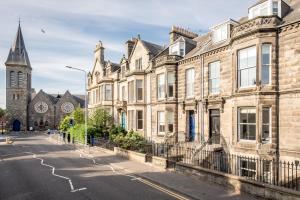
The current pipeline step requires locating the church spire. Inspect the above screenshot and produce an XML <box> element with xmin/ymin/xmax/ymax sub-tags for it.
<box><xmin>5</xmin><ymin>21</ymin><xmax>31</xmax><ymax>68</ymax></box>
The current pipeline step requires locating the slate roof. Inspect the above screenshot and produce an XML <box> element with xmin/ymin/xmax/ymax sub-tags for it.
<box><xmin>5</xmin><ymin>23</ymin><xmax>31</xmax><ymax>68</ymax></box>
<box><xmin>140</xmin><ymin>40</ymin><xmax>164</xmax><ymax>56</ymax></box>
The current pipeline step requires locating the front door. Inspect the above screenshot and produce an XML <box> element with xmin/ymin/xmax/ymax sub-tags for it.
<box><xmin>12</xmin><ymin>120</ymin><xmax>21</xmax><ymax>132</ymax></box>
<box><xmin>121</xmin><ymin>112</ymin><xmax>126</xmax><ymax>129</ymax></box>
<box><xmin>188</xmin><ymin>111</ymin><xmax>195</xmax><ymax>142</ymax></box>
<box><xmin>209</xmin><ymin>109</ymin><xmax>220</xmax><ymax>144</ymax></box>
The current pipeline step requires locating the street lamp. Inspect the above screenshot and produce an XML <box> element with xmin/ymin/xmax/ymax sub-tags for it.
<box><xmin>65</xmin><ymin>66</ymin><xmax>88</xmax><ymax>147</ymax></box>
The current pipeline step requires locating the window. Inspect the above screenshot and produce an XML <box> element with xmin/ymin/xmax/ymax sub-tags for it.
<box><xmin>209</xmin><ymin>61</ymin><xmax>220</xmax><ymax>94</ymax></box>
<box><xmin>167</xmin><ymin>72</ymin><xmax>175</xmax><ymax>98</ymax></box>
<box><xmin>240</xmin><ymin>159</ymin><xmax>256</xmax><ymax>179</ymax></box>
<box><xmin>105</xmin><ymin>84</ymin><xmax>112</xmax><ymax>101</ymax></box>
<box><xmin>10</xmin><ymin>71</ymin><xmax>16</xmax><ymax>87</ymax></box>
<box><xmin>136</xmin><ymin>80</ymin><xmax>143</xmax><ymax>101</ymax></box>
<box><xmin>158</xmin><ymin>111</ymin><xmax>165</xmax><ymax>134</ymax></box>
<box><xmin>17</xmin><ymin>71</ymin><xmax>23</xmax><ymax>88</ymax></box>
<box><xmin>273</xmin><ymin>1</ymin><xmax>279</xmax><ymax>15</ymax></box>
<box><xmin>180</xmin><ymin>48</ymin><xmax>184</xmax><ymax>57</ymax></box>
<box><xmin>96</xmin><ymin>88</ymin><xmax>99</xmax><ymax>103</ymax></box>
<box><xmin>169</xmin><ymin>42</ymin><xmax>185</xmax><ymax>56</ymax></box>
<box><xmin>238</xmin><ymin>108</ymin><xmax>256</xmax><ymax>140</ymax></box>
<box><xmin>99</xmin><ymin>86</ymin><xmax>103</xmax><ymax>102</ymax></box>
<box><xmin>167</xmin><ymin>112</ymin><xmax>174</xmax><ymax>133</ymax></box>
<box><xmin>262</xmin><ymin>160</ymin><xmax>271</xmax><ymax>183</ymax></box>
<box><xmin>88</xmin><ymin>92</ymin><xmax>91</xmax><ymax>104</ymax></box>
<box><xmin>157</xmin><ymin>73</ymin><xmax>165</xmax><ymax>99</ymax></box>
<box><xmin>262</xmin><ymin>44</ymin><xmax>271</xmax><ymax>85</ymax></box>
<box><xmin>238</xmin><ymin>46</ymin><xmax>256</xmax><ymax>88</ymax></box>
<box><xmin>249</xmin><ymin>1</ymin><xmax>272</xmax><ymax>19</ymax></box>
<box><xmin>213</xmin><ymin>25</ymin><xmax>228</xmax><ymax>43</ymax></box>
<box><xmin>262</xmin><ymin>107</ymin><xmax>271</xmax><ymax>143</ymax></box>
<box><xmin>128</xmin><ymin>110</ymin><xmax>134</xmax><ymax>130</ymax></box>
<box><xmin>128</xmin><ymin>81</ymin><xmax>134</xmax><ymax>103</ymax></box>
<box><xmin>186</xmin><ymin>68</ymin><xmax>195</xmax><ymax>97</ymax></box>
<box><xmin>93</xmin><ymin>90</ymin><xmax>96</xmax><ymax>104</ymax></box>
<box><xmin>122</xmin><ymin>86</ymin><xmax>126</xmax><ymax>101</ymax></box>
<box><xmin>135</xmin><ymin>58</ymin><xmax>142</xmax><ymax>70</ymax></box>
<box><xmin>137</xmin><ymin>110</ymin><xmax>143</xmax><ymax>130</ymax></box>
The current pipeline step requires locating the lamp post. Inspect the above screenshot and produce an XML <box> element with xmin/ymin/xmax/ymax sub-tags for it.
<box><xmin>65</xmin><ymin>66</ymin><xmax>88</xmax><ymax>147</ymax></box>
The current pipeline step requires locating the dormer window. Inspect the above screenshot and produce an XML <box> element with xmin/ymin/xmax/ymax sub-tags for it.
<box><xmin>212</xmin><ymin>24</ymin><xmax>228</xmax><ymax>43</ymax></box>
<box><xmin>169</xmin><ymin>41</ymin><xmax>185</xmax><ymax>57</ymax></box>
<box><xmin>248</xmin><ymin>0</ymin><xmax>287</xmax><ymax>19</ymax></box>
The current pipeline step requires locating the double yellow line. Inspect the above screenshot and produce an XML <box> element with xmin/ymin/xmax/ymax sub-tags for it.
<box><xmin>137</xmin><ymin>178</ymin><xmax>190</xmax><ymax>200</ymax></box>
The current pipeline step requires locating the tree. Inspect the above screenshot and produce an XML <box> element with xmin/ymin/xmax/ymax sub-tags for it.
<box><xmin>72</xmin><ymin>107</ymin><xmax>84</xmax><ymax>124</ymax></box>
<box><xmin>0</xmin><ymin>108</ymin><xmax>6</xmax><ymax>118</ymax></box>
<box><xmin>59</xmin><ymin>115</ymin><xmax>72</xmax><ymax>131</ymax></box>
<box><xmin>90</xmin><ymin>108</ymin><xmax>112</xmax><ymax>132</ymax></box>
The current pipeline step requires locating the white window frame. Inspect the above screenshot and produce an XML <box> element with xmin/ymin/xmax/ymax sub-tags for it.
<box><xmin>238</xmin><ymin>107</ymin><xmax>256</xmax><ymax>141</ymax></box>
<box><xmin>157</xmin><ymin>73</ymin><xmax>165</xmax><ymax>100</ymax></box>
<box><xmin>167</xmin><ymin>111</ymin><xmax>174</xmax><ymax>133</ymax></box>
<box><xmin>128</xmin><ymin>81</ymin><xmax>134</xmax><ymax>103</ymax></box>
<box><xmin>261</xmin><ymin>107</ymin><xmax>271</xmax><ymax>143</ymax></box>
<box><xmin>209</xmin><ymin>61</ymin><xmax>220</xmax><ymax>94</ymax></box>
<box><xmin>105</xmin><ymin>84</ymin><xmax>112</xmax><ymax>101</ymax></box>
<box><xmin>135</xmin><ymin>58</ymin><xmax>142</xmax><ymax>70</ymax></box>
<box><xmin>167</xmin><ymin>72</ymin><xmax>175</xmax><ymax>98</ymax></box>
<box><xmin>238</xmin><ymin>46</ymin><xmax>257</xmax><ymax>88</ymax></box>
<box><xmin>186</xmin><ymin>68</ymin><xmax>195</xmax><ymax>98</ymax></box>
<box><xmin>128</xmin><ymin>110</ymin><xmax>134</xmax><ymax>130</ymax></box>
<box><xmin>261</xmin><ymin>44</ymin><xmax>272</xmax><ymax>85</ymax></box>
<box><xmin>136</xmin><ymin>110</ymin><xmax>143</xmax><ymax>130</ymax></box>
<box><xmin>240</xmin><ymin>158</ymin><xmax>257</xmax><ymax>179</ymax></box>
<box><xmin>157</xmin><ymin>111</ymin><xmax>165</xmax><ymax>135</ymax></box>
<box><xmin>136</xmin><ymin>80</ymin><xmax>143</xmax><ymax>101</ymax></box>
<box><xmin>213</xmin><ymin>24</ymin><xmax>228</xmax><ymax>43</ymax></box>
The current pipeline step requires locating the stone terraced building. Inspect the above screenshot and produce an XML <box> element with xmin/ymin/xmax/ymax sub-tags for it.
<box><xmin>87</xmin><ymin>0</ymin><xmax>300</xmax><ymax>166</ymax></box>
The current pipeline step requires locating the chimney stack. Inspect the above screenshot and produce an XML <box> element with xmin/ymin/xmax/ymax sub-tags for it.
<box><xmin>169</xmin><ymin>26</ymin><xmax>198</xmax><ymax>44</ymax></box>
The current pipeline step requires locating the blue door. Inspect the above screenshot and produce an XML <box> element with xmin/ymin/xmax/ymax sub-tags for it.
<box><xmin>121</xmin><ymin>112</ymin><xmax>126</xmax><ymax>129</ymax></box>
<box><xmin>13</xmin><ymin>120</ymin><xmax>21</xmax><ymax>132</ymax></box>
<box><xmin>189</xmin><ymin>111</ymin><xmax>195</xmax><ymax>141</ymax></box>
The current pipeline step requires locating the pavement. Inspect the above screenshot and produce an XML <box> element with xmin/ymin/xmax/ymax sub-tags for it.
<box><xmin>0</xmin><ymin>133</ymin><xmax>260</xmax><ymax>200</ymax></box>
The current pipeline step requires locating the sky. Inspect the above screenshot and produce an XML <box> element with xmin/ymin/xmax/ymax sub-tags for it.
<box><xmin>0</xmin><ymin>0</ymin><xmax>256</xmax><ymax>108</ymax></box>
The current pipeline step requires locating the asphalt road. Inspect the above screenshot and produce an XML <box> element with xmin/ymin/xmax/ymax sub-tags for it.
<box><xmin>0</xmin><ymin>133</ymin><xmax>187</xmax><ymax>200</ymax></box>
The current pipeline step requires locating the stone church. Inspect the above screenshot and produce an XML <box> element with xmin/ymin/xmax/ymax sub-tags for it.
<box><xmin>5</xmin><ymin>23</ymin><xmax>84</xmax><ymax>131</ymax></box>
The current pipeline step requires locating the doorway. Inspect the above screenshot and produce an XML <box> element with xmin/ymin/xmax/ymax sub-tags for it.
<box><xmin>12</xmin><ymin>120</ymin><xmax>21</xmax><ymax>131</ymax></box>
<box><xmin>121</xmin><ymin>112</ymin><xmax>126</xmax><ymax>129</ymax></box>
<box><xmin>209</xmin><ymin>109</ymin><xmax>220</xmax><ymax>144</ymax></box>
<box><xmin>188</xmin><ymin>110</ymin><xmax>195</xmax><ymax>142</ymax></box>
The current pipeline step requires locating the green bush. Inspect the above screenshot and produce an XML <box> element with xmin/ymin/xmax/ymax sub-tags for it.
<box><xmin>72</xmin><ymin>107</ymin><xmax>84</xmax><ymax>124</ymax></box>
<box><xmin>111</xmin><ymin>130</ymin><xmax>148</xmax><ymax>152</ymax></box>
<box><xmin>69</xmin><ymin>124</ymin><xmax>99</xmax><ymax>144</ymax></box>
<box><xmin>109</xmin><ymin>125</ymin><xmax>127</xmax><ymax>141</ymax></box>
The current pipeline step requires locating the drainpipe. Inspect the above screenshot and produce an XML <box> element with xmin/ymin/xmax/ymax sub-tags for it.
<box><xmin>275</xmin><ymin>27</ymin><xmax>280</xmax><ymax>182</ymax></box>
<box><xmin>201</xmin><ymin>55</ymin><xmax>205</xmax><ymax>143</ymax></box>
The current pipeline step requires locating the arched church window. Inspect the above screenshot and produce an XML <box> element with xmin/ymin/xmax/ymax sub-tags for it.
<box><xmin>10</xmin><ymin>71</ymin><xmax>16</xmax><ymax>87</ymax></box>
<box><xmin>12</xmin><ymin>94</ymin><xmax>15</xmax><ymax>100</ymax></box>
<box><xmin>18</xmin><ymin>71</ymin><xmax>23</xmax><ymax>87</ymax></box>
<box><xmin>34</xmin><ymin>121</ymin><xmax>38</xmax><ymax>126</ymax></box>
<box><xmin>45</xmin><ymin>121</ymin><xmax>49</xmax><ymax>126</ymax></box>
<box><xmin>39</xmin><ymin>119</ymin><xmax>44</xmax><ymax>126</ymax></box>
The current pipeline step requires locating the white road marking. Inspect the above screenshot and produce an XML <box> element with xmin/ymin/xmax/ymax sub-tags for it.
<box><xmin>76</xmin><ymin>150</ymin><xmax>189</xmax><ymax>200</ymax></box>
<box><xmin>24</xmin><ymin>152</ymin><xmax>87</xmax><ymax>193</ymax></box>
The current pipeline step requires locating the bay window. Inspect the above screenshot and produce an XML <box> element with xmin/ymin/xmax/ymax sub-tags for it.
<box><xmin>238</xmin><ymin>46</ymin><xmax>256</xmax><ymax>88</ymax></box>
<box><xmin>213</xmin><ymin>25</ymin><xmax>228</xmax><ymax>43</ymax></box>
<box><xmin>238</xmin><ymin>107</ymin><xmax>256</xmax><ymax>140</ymax></box>
<box><xmin>157</xmin><ymin>73</ymin><xmax>165</xmax><ymax>99</ymax></box>
<box><xmin>158</xmin><ymin>111</ymin><xmax>165</xmax><ymax>134</ymax></box>
<box><xmin>167</xmin><ymin>72</ymin><xmax>175</xmax><ymax>98</ymax></box>
<box><xmin>186</xmin><ymin>68</ymin><xmax>195</xmax><ymax>98</ymax></box>
<box><xmin>136</xmin><ymin>80</ymin><xmax>143</xmax><ymax>101</ymax></box>
<box><xmin>209</xmin><ymin>61</ymin><xmax>220</xmax><ymax>94</ymax></box>
<box><xmin>261</xmin><ymin>44</ymin><xmax>271</xmax><ymax>85</ymax></box>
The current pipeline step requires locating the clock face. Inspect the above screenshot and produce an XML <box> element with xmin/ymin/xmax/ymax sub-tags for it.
<box><xmin>34</xmin><ymin>101</ymin><xmax>48</xmax><ymax>113</ymax></box>
<box><xmin>61</xmin><ymin>102</ymin><xmax>74</xmax><ymax>113</ymax></box>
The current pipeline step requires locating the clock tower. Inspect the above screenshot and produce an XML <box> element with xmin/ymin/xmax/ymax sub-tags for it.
<box><xmin>5</xmin><ymin>22</ymin><xmax>32</xmax><ymax>131</ymax></box>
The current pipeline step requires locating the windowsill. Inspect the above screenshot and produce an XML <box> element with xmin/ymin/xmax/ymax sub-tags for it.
<box><xmin>157</xmin><ymin>133</ymin><xmax>165</xmax><ymax>137</ymax></box>
<box><xmin>208</xmin><ymin>93</ymin><xmax>220</xmax><ymax>98</ymax></box>
<box><xmin>237</xmin><ymin>86</ymin><xmax>257</xmax><ymax>93</ymax></box>
<box><xmin>238</xmin><ymin>139</ymin><xmax>256</xmax><ymax>143</ymax></box>
<box><xmin>185</xmin><ymin>97</ymin><xmax>195</xmax><ymax>101</ymax></box>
